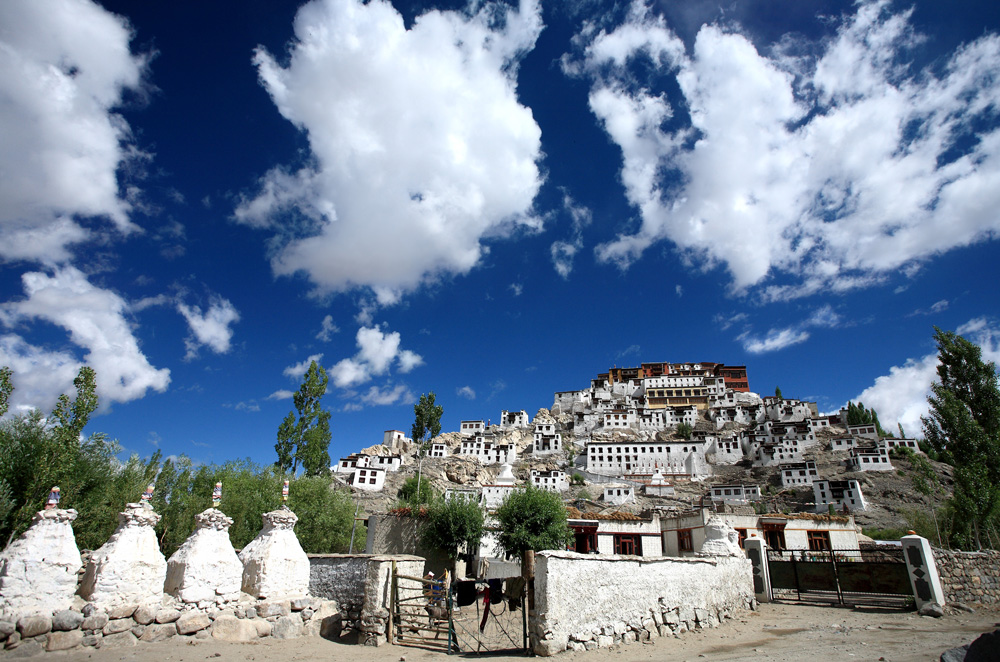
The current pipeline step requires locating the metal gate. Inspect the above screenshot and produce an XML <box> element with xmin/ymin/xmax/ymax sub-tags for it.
<box><xmin>448</xmin><ymin>577</ymin><xmax>529</xmax><ymax>655</ymax></box>
<box><xmin>767</xmin><ymin>547</ymin><xmax>914</xmax><ymax>607</ymax></box>
<box><xmin>389</xmin><ymin>564</ymin><xmax>453</xmax><ymax>651</ymax></box>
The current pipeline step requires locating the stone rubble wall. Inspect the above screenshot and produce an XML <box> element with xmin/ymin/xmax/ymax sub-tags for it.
<box><xmin>531</xmin><ymin>550</ymin><xmax>754</xmax><ymax>656</ymax></box>
<box><xmin>0</xmin><ymin>595</ymin><xmax>340</xmax><ymax>656</ymax></box>
<box><xmin>933</xmin><ymin>548</ymin><xmax>1000</xmax><ymax>606</ymax></box>
<box><xmin>308</xmin><ymin>554</ymin><xmax>424</xmax><ymax>646</ymax></box>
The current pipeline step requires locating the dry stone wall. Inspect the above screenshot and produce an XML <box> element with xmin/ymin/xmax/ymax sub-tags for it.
<box><xmin>308</xmin><ymin>554</ymin><xmax>423</xmax><ymax>646</ymax></box>
<box><xmin>531</xmin><ymin>550</ymin><xmax>754</xmax><ymax>656</ymax></box>
<box><xmin>933</xmin><ymin>548</ymin><xmax>1000</xmax><ymax>606</ymax></box>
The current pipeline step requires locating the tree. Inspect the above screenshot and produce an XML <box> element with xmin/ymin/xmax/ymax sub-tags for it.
<box><xmin>422</xmin><ymin>496</ymin><xmax>485</xmax><ymax>565</ymax></box>
<box><xmin>494</xmin><ymin>486</ymin><xmax>572</xmax><ymax>561</ymax></box>
<box><xmin>275</xmin><ymin>361</ymin><xmax>332</xmax><ymax>475</ymax></box>
<box><xmin>411</xmin><ymin>392</ymin><xmax>443</xmax><ymax>443</ymax></box>
<box><xmin>846</xmin><ymin>400</ymin><xmax>889</xmax><ymax>437</ymax></box>
<box><xmin>0</xmin><ymin>367</ymin><xmax>12</xmax><ymax>417</ymax></box>
<box><xmin>51</xmin><ymin>366</ymin><xmax>98</xmax><ymax>445</ymax></box>
<box><xmin>676</xmin><ymin>422</ymin><xmax>693</xmax><ymax>440</ymax></box>
<box><xmin>921</xmin><ymin>327</ymin><xmax>1000</xmax><ymax>549</ymax></box>
<box><xmin>774</xmin><ymin>386</ymin><xmax>782</xmax><ymax>400</ymax></box>
<box><xmin>398</xmin><ymin>476</ymin><xmax>436</xmax><ymax>506</ymax></box>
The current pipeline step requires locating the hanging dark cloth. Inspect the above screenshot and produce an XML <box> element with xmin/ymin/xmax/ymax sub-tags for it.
<box><xmin>479</xmin><ymin>585</ymin><xmax>491</xmax><ymax>632</ymax></box>
<box><xmin>454</xmin><ymin>580</ymin><xmax>478</xmax><ymax>607</ymax></box>
<box><xmin>488</xmin><ymin>578</ymin><xmax>504</xmax><ymax>595</ymax></box>
<box><xmin>504</xmin><ymin>576</ymin><xmax>526</xmax><ymax>612</ymax></box>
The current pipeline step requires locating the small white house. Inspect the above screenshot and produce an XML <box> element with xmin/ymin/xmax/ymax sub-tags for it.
<box><xmin>333</xmin><ymin>454</ymin><xmax>371</xmax><ymax>473</ymax></box>
<box><xmin>530</xmin><ymin>469</ymin><xmax>568</xmax><ymax>492</ymax></box>
<box><xmin>846</xmin><ymin>446</ymin><xmax>893</xmax><ymax>472</ymax></box>
<box><xmin>814</xmin><ymin>479</ymin><xmax>867</xmax><ymax>512</ymax></box>
<box><xmin>880</xmin><ymin>438</ymin><xmax>922</xmax><ymax>453</ymax></box>
<box><xmin>603</xmin><ymin>485</ymin><xmax>636</xmax><ymax>505</ymax></box>
<box><xmin>709</xmin><ymin>484</ymin><xmax>761</xmax><ymax>505</ymax></box>
<box><xmin>459</xmin><ymin>420</ymin><xmax>485</xmax><ymax>436</ymax></box>
<box><xmin>429</xmin><ymin>442</ymin><xmax>449</xmax><ymax>458</ymax></box>
<box><xmin>371</xmin><ymin>454</ymin><xmax>403</xmax><ymax>472</ymax></box>
<box><xmin>445</xmin><ymin>487</ymin><xmax>480</xmax><ymax>502</ymax></box>
<box><xmin>500</xmin><ymin>410</ymin><xmax>529</xmax><ymax>429</ymax></box>
<box><xmin>349</xmin><ymin>467</ymin><xmax>386</xmax><ymax>491</ymax></box>
<box><xmin>533</xmin><ymin>422</ymin><xmax>563</xmax><ymax>456</ymax></box>
<box><xmin>780</xmin><ymin>460</ymin><xmax>819</xmax><ymax>487</ymax></box>
<box><xmin>847</xmin><ymin>424</ymin><xmax>879</xmax><ymax>440</ymax></box>
<box><xmin>830</xmin><ymin>436</ymin><xmax>859</xmax><ymax>451</ymax></box>
<box><xmin>382</xmin><ymin>430</ymin><xmax>409</xmax><ymax>448</ymax></box>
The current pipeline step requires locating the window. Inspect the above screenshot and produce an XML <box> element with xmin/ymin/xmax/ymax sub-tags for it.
<box><xmin>614</xmin><ymin>535</ymin><xmax>639</xmax><ymax>555</ymax></box>
<box><xmin>763</xmin><ymin>524</ymin><xmax>786</xmax><ymax>550</ymax></box>
<box><xmin>678</xmin><ymin>529</ymin><xmax>694</xmax><ymax>552</ymax></box>
<box><xmin>807</xmin><ymin>530</ymin><xmax>831</xmax><ymax>551</ymax></box>
<box><xmin>735</xmin><ymin>529</ymin><xmax>748</xmax><ymax>549</ymax></box>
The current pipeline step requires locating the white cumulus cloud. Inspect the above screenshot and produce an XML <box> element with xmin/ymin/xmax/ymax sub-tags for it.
<box><xmin>177</xmin><ymin>296</ymin><xmax>240</xmax><ymax>360</ymax></box>
<box><xmin>851</xmin><ymin>317</ymin><xmax>1000</xmax><ymax>436</ymax></box>
<box><xmin>0</xmin><ymin>266</ymin><xmax>170</xmax><ymax>411</ymax></box>
<box><xmin>566</xmin><ymin>0</ymin><xmax>1000</xmax><ymax>299</ymax></box>
<box><xmin>329</xmin><ymin>325</ymin><xmax>422</xmax><ymax>388</ymax></box>
<box><xmin>456</xmin><ymin>385</ymin><xmax>476</xmax><ymax>400</ymax></box>
<box><xmin>0</xmin><ymin>0</ymin><xmax>149</xmax><ymax>263</ymax></box>
<box><xmin>316</xmin><ymin>315</ymin><xmax>339</xmax><ymax>341</ymax></box>
<box><xmin>234</xmin><ymin>0</ymin><xmax>544</xmax><ymax>301</ymax></box>
<box><xmin>283</xmin><ymin>353</ymin><xmax>324</xmax><ymax>379</ymax></box>
<box><xmin>739</xmin><ymin>305</ymin><xmax>840</xmax><ymax>354</ymax></box>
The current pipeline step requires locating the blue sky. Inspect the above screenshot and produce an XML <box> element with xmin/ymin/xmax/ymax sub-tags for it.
<box><xmin>2</xmin><ymin>0</ymin><xmax>999</xmax><ymax>467</ymax></box>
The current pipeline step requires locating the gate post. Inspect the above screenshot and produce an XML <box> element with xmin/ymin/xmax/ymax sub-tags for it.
<box><xmin>901</xmin><ymin>534</ymin><xmax>945</xmax><ymax>609</ymax></box>
<box><xmin>744</xmin><ymin>537</ymin><xmax>771</xmax><ymax>603</ymax></box>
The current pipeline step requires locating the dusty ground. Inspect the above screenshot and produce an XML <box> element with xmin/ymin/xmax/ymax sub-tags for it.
<box><xmin>38</xmin><ymin>602</ymin><xmax>999</xmax><ymax>662</ymax></box>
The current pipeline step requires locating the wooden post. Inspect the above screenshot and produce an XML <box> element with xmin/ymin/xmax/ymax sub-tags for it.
<box><xmin>389</xmin><ymin>560</ymin><xmax>397</xmax><ymax>645</ymax></box>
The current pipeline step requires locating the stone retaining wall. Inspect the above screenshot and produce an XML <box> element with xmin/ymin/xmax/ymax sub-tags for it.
<box><xmin>933</xmin><ymin>548</ymin><xmax>1000</xmax><ymax>606</ymax></box>
<box><xmin>308</xmin><ymin>554</ymin><xmax>423</xmax><ymax>646</ymax></box>
<box><xmin>531</xmin><ymin>550</ymin><xmax>754</xmax><ymax>656</ymax></box>
<box><xmin>0</xmin><ymin>596</ymin><xmax>340</xmax><ymax>656</ymax></box>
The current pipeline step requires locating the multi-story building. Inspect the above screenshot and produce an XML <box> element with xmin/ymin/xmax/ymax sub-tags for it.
<box><xmin>429</xmin><ymin>442</ymin><xmax>449</xmax><ymax>458</ymax></box>
<box><xmin>530</xmin><ymin>469</ymin><xmax>568</xmax><ymax>492</ymax></box>
<box><xmin>846</xmin><ymin>445</ymin><xmax>893</xmax><ymax>472</ymax></box>
<box><xmin>533</xmin><ymin>422</ymin><xmax>563</xmax><ymax>455</ymax></box>
<box><xmin>349</xmin><ymin>467</ymin><xmax>385</xmax><ymax>491</ymax></box>
<box><xmin>780</xmin><ymin>460</ymin><xmax>819</xmax><ymax>487</ymax></box>
<box><xmin>459</xmin><ymin>420</ymin><xmax>485</xmax><ymax>436</ymax></box>
<box><xmin>332</xmin><ymin>454</ymin><xmax>371</xmax><ymax>473</ymax></box>
<box><xmin>813</xmin><ymin>479</ymin><xmax>867</xmax><ymax>512</ymax></box>
<box><xmin>586</xmin><ymin>440</ymin><xmax>708</xmax><ymax>478</ymax></box>
<box><xmin>370</xmin><ymin>454</ymin><xmax>403</xmax><ymax>472</ymax></box>
<box><xmin>708</xmin><ymin>484</ymin><xmax>761</xmax><ymax>505</ymax></box>
<box><xmin>458</xmin><ymin>438</ymin><xmax>516</xmax><ymax>464</ymax></box>
<box><xmin>499</xmin><ymin>410</ymin><xmax>529</xmax><ymax>429</ymax></box>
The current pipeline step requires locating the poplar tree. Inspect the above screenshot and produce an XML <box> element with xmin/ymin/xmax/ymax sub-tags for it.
<box><xmin>411</xmin><ymin>392</ymin><xmax>443</xmax><ymax>443</ymax></box>
<box><xmin>921</xmin><ymin>327</ymin><xmax>1000</xmax><ymax>549</ymax></box>
<box><xmin>275</xmin><ymin>361</ymin><xmax>332</xmax><ymax>476</ymax></box>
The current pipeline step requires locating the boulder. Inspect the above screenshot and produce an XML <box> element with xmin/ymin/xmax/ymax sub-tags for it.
<box><xmin>175</xmin><ymin>612</ymin><xmax>212</xmax><ymax>635</ymax></box>
<box><xmin>46</xmin><ymin>630</ymin><xmax>83</xmax><ymax>651</ymax></box>
<box><xmin>78</xmin><ymin>503</ymin><xmax>166</xmax><ymax>609</ymax></box>
<box><xmin>0</xmin><ymin>509</ymin><xmax>82</xmax><ymax>614</ymax></box>
<box><xmin>211</xmin><ymin>615</ymin><xmax>258</xmax><ymax>642</ymax></box>
<box><xmin>272</xmin><ymin>614</ymin><xmax>302</xmax><ymax>639</ymax></box>
<box><xmin>100</xmin><ymin>631</ymin><xmax>138</xmax><ymax>649</ymax></box>
<box><xmin>139</xmin><ymin>623</ymin><xmax>177</xmax><ymax>643</ymax></box>
<box><xmin>16</xmin><ymin>615</ymin><xmax>52</xmax><ymax>639</ymax></box>
<box><xmin>81</xmin><ymin>614</ymin><xmax>108</xmax><ymax>631</ymax></box>
<box><xmin>51</xmin><ymin>610</ymin><xmax>83</xmax><ymax>631</ymax></box>
<box><xmin>155</xmin><ymin>608</ymin><xmax>181</xmax><ymax>624</ymax></box>
<box><xmin>133</xmin><ymin>604</ymin><xmax>156</xmax><ymax>625</ymax></box>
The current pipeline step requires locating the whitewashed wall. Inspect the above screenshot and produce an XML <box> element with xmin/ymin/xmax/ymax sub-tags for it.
<box><xmin>531</xmin><ymin>551</ymin><xmax>753</xmax><ymax>655</ymax></box>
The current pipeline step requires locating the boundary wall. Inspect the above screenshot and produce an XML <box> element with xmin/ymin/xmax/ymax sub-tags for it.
<box><xmin>531</xmin><ymin>550</ymin><xmax>754</xmax><ymax>656</ymax></box>
<box><xmin>933</xmin><ymin>548</ymin><xmax>1000</xmax><ymax>605</ymax></box>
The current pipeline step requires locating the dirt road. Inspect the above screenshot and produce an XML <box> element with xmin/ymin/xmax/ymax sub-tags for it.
<box><xmin>45</xmin><ymin>602</ymin><xmax>998</xmax><ymax>662</ymax></box>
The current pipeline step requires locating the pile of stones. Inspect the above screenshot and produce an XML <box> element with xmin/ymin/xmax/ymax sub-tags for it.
<box><xmin>0</xmin><ymin>596</ymin><xmax>341</xmax><ymax>655</ymax></box>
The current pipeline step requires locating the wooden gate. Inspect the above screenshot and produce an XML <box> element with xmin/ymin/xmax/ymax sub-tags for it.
<box><xmin>767</xmin><ymin>547</ymin><xmax>914</xmax><ymax>607</ymax></box>
<box><xmin>448</xmin><ymin>577</ymin><xmax>529</xmax><ymax>655</ymax></box>
<box><xmin>389</xmin><ymin>563</ymin><xmax>453</xmax><ymax>651</ymax></box>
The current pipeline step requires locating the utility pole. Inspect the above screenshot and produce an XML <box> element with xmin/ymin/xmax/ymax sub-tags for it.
<box><xmin>416</xmin><ymin>449</ymin><xmax>425</xmax><ymax>503</ymax></box>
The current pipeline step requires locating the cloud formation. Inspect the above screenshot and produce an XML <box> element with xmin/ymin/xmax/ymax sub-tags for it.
<box><xmin>283</xmin><ymin>353</ymin><xmax>324</xmax><ymax>379</ymax></box>
<box><xmin>0</xmin><ymin>0</ymin><xmax>149</xmax><ymax>263</ymax></box>
<box><xmin>550</xmin><ymin>191</ymin><xmax>593</xmax><ymax>279</ymax></box>
<box><xmin>235</xmin><ymin>0</ymin><xmax>545</xmax><ymax>302</ymax></box>
<box><xmin>851</xmin><ymin>318</ymin><xmax>1000</xmax><ymax>435</ymax></box>
<box><xmin>177</xmin><ymin>296</ymin><xmax>240</xmax><ymax>360</ymax></box>
<box><xmin>0</xmin><ymin>266</ymin><xmax>170</xmax><ymax>412</ymax></box>
<box><xmin>739</xmin><ymin>305</ymin><xmax>841</xmax><ymax>354</ymax></box>
<box><xmin>566</xmin><ymin>0</ymin><xmax>1000</xmax><ymax>299</ymax></box>
<box><xmin>329</xmin><ymin>325</ymin><xmax>423</xmax><ymax>388</ymax></box>
<box><xmin>456</xmin><ymin>385</ymin><xmax>476</xmax><ymax>400</ymax></box>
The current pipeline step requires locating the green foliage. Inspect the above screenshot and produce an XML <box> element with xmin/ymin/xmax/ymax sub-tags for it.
<box><xmin>676</xmin><ymin>422</ymin><xmax>693</xmax><ymax>440</ymax></box>
<box><xmin>275</xmin><ymin>361</ymin><xmax>332</xmax><ymax>476</ymax></box>
<box><xmin>0</xmin><ymin>366</ymin><xmax>12</xmax><ymax>418</ymax></box>
<box><xmin>422</xmin><ymin>496</ymin><xmax>485</xmax><ymax>561</ymax></box>
<box><xmin>570</xmin><ymin>472</ymin><xmax>585</xmax><ymax>486</ymax></box>
<box><xmin>893</xmin><ymin>447</ymin><xmax>939</xmax><ymax>496</ymax></box>
<box><xmin>286</xmin><ymin>475</ymin><xmax>355</xmax><ymax>553</ymax></box>
<box><xmin>846</xmin><ymin>400</ymin><xmax>889</xmax><ymax>437</ymax></box>
<box><xmin>921</xmin><ymin>326</ymin><xmax>1000</xmax><ymax>549</ymax></box>
<box><xmin>863</xmin><ymin>526</ymin><xmax>910</xmax><ymax>541</ymax></box>
<box><xmin>774</xmin><ymin>386</ymin><xmax>782</xmax><ymax>400</ymax></box>
<box><xmin>398</xmin><ymin>476</ymin><xmax>436</xmax><ymax>506</ymax></box>
<box><xmin>494</xmin><ymin>486</ymin><xmax>572</xmax><ymax>561</ymax></box>
<box><xmin>411</xmin><ymin>392</ymin><xmax>443</xmax><ymax>443</ymax></box>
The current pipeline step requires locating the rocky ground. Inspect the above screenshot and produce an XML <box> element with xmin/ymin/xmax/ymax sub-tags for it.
<box><xmin>38</xmin><ymin>602</ymin><xmax>1000</xmax><ymax>662</ymax></box>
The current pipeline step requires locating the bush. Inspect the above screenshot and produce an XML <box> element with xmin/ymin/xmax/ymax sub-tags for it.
<box><xmin>494</xmin><ymin>486</ymin><xmax>572</xmax><ymax>561</ymax></box>
<box><xmin>422</xmin><ymin>496</ymin><xmax>485</xmax><ymax>561</ymax></box>
<box><xmin>676</xmin><ymin>422</ymin><xmax>693</xmax><ymax>440</ymax></box>
<box><xmin>398</xmin><ymin>476</ymin><xmax>437</xmax><ymax>506</ymax></box>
